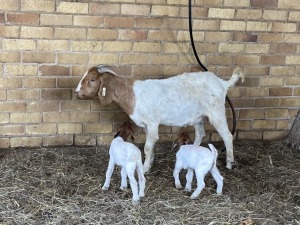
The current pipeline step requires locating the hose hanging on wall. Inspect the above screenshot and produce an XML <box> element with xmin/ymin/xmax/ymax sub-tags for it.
<box><xmin>188</xmin><ymin>0</ymin><xmax>237</xmax><ymax>135</ymax></box>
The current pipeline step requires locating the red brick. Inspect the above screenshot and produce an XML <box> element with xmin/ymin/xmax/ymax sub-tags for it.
<box><xmin>57</xmin><ymin>77</ymin><xmax>81</xmax><ymax>88</ymax></box>
<box><xmin>258</xmin><ymin>33</ymin><xmax>284</xmax><ymax>43</ymax></box>
<box><xmin>233</xmin><ymin>32</ymin><xmax>257</xmax><ymax>42</ymax></box>
<box><xmin>269</xmin><ymin>88</ymin><xmax>293</xmax><ymax>96</ymax></box>
<box><xmin>250</xmin><ymin>0</ymin><xmax>277</xmax><ymax>8</ymax></box>
<box><xmin>119</xmin><ymin>30</ymin><xmax>147</xmax><ymax>41</ymax></box>
<box><xmin>255</xmin><ymin>98</ymin><xmax>281</xmax><ymax>107</ymax></box>
<box><xmin>270</xmin><ymin>43</ymin><xmax>297</xmax><ymax>54</ymax></box>
<box><xmin>89</xmin><ymin>3</ymin><xmax>120</xmax><ymax>15</ymax></box>
<box><xmin>105</xmin><ymin>17</ymin><xmax>134</xmax><ymax>28</ymax></box>
<box><xmin>39</xmin><ymin>65</ymin><xmax>70</xmax><ymax>76</ymax></box>
<box><xmin>0</xmin><ymin>13</ymin><xmax>4</xmax><ymax>23</ymax></box>
<box><xmin>87</xmin><ymin>28</ymin><xmax>117</xmax><ymax>40</ymax></box>
<box><xmin>7</xmin><ymin>13</ymin><xmax>39</xmax><ymax>25</ymax></box>
<box><xmin>41</xmin><ymin>89</ymin><xmax>73</xmax><ymax>100</ymax></box>
<box><xmin>135</xmin><ymin>18</ymin><xmax>164</xmax><ymax>29</ymax></box>
<box><xmin>261</xmin><ymin>55</ymin><xmax>285</xmax><ymax>65</ymax></box>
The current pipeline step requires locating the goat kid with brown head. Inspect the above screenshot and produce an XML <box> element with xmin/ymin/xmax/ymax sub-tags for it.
<box><xmin>172</xmin><ymin>132</ymin><xmax>193</xmax><ymax>150</ymax></box>
<box><xmin>102</xmin><ymin>121</ymin><xmax>145</xmax><ymax>203</ymax></box>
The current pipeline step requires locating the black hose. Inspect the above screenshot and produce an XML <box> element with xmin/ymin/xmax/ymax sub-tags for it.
<box><xmin>188</xmin><ymin>0</ymin><xmax>236</xmax><ymax>135</ymax></box>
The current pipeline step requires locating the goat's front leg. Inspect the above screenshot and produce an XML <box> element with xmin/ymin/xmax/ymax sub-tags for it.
<box><xmin>193</xmin><ymin>122</ymin><xmax>206</xmax><ymax>146</ymax></box>
<box><xmin>143</xmin><ymin>124</ymin><xmax>159</xmax><ymax>173</ymax></box>
<box><xmin>102</xmin><ymin>159</ymin><xmax>115</xmax><ymax>190</ymax></box>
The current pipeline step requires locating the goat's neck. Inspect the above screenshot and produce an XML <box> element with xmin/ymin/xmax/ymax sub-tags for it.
<box><xmin>112</xmin><ymin>76</ymin><xmax>135</xmax><ymax>115</ymax></box>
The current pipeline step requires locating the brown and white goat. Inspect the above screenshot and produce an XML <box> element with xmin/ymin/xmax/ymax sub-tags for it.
<box><xmin>75</xmin><ymin>65</ymin><xmax>245</xmax><ymax>172</ymax></box>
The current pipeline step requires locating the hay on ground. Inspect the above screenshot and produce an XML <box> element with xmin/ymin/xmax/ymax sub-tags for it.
<box><xmin>0</xmin><ymin>140</ymin><xmax>299</xmax><ymax>225</ymax></box>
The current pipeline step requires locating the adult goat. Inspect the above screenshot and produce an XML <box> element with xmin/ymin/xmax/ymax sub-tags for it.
<box><xmin>75</xmin><ymin>65</ymin><xmax>245</xmax><ymax>172</ymax></box>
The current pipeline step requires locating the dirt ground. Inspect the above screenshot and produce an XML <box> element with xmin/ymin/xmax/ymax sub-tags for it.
<box><xmin>0</xmin><ymin>140</ymin><xmax>299</xmax><ymax>225</ymax></box>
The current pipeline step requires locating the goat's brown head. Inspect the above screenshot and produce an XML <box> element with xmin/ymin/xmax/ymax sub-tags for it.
<box><xmin>172</xmin><ymin>132</ymin><xmax>192</xmax><ymax>149</ymax></box>
<box><xmin>75</xmin><ymin>65</ymin><xmax>118</xmax><ymax>106</ymax></box>
<box><xmin>114</xmin><ymin>121</ymin><xmax>135</xmax><ymax>142</ymax></box>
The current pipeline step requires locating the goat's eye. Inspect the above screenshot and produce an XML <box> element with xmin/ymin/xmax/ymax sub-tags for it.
<box><xmin>90</xmin><ymin>78</ymin><xmax>95</xmax><ymax>82</ymax></box>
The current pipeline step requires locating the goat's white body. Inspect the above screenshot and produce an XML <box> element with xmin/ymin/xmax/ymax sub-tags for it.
<box><xmin>129</xmin><ymin>70</ymin><xmax>244</xmax><ymax>172</ymax></box>
<box><xmin>102</xmin><ymin>137</ymin><xmax>146</xmax><ymax>203</ymax></box>
<box><xmin>173</xmin><ymin>144</ymin><xmax>223</xmax><ymax>199</ymax></box>
<box><xmin>131</xmin><ymin>72</ymin><xmax>228</xmax><ymax>127</ymax></box>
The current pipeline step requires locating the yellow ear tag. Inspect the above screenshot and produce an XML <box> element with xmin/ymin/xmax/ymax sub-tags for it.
<box><xmin>102</xmin><ymin>87</ymin><xmax>106</xmax><ymax>96</ymax></box>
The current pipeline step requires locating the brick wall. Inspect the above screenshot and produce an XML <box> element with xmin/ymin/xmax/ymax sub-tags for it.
<box><xmin>0</xmin><ymin>0</ymin><xmax>299</xmax><ymax>148</ymax></box>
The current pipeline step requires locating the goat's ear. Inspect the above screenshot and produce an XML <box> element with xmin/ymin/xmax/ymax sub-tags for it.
<box><xmin>98</xmin><ymin>74</ymin><xmax>114</xmax><ymax>106</ymax></box>
<box><xmin>126</xmin><ymin>122</ymin><xmax>135</xmax><ymax>142</ymax></box>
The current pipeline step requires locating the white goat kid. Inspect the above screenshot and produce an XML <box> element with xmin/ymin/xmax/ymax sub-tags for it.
<box><xmin>75</xmin><ymin>66</ymin><xmax>245</xmax><ymax>172</ymax></box>
<box><xmin>173</xmin><ymin>143</ymin><xmax>224</xmax><ymax>199</ymax></box>
<box><xmin>102</xmin><ymin>121</ymin><xmax>146</xmax><ymax>203</ymax></box>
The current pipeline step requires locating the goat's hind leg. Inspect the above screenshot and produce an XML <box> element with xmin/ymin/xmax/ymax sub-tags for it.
<box><xmin>210</xmin><ymin>166</ymin><xmax>223</xmax><ymax>195</ymax></box>
<box><xmin>210</xmin><ymin>111</ymin><xmax>234</xmax><ymax>169</ymax></box>
<box><xmin>173</xmin><ymin>161</ymin><xmax>183</xmax><ymax>189</ymax></box>
<box><xmin>126</xmin><ymin>163</ymin><xmax>140</xmax><ymax>203</ymax></box>
<box><xmin>120</xmin><ymin>167</ymin><xmax>128</xmax><ymax>190</ymax></box>
<box><xmin>193</xmin><ymin>122</ymin><xmax>206</xmax><ymax>146</ymax></box>
<box><xmin>136</xmin><ymin>159</ymin><xmax>146</xmax><ymax>198</ymax></box>
<box><xmin>185</xmin><ymin>169</ymin><xmax>193</xmax><ymax>191</ymax></box>
<box><xmin>102</xmin><ymin>159</ymin><xmax>115</xmax><ymax>190</ymax></box>
<box><xmin>190</xmin><ymin>170</ymin><xmax>205</xmax><ymax>199</ymax></box>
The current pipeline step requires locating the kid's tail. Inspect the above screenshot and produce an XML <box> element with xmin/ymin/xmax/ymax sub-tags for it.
<box><xmin>208</xmin><ymin>143</ymin><xmax>218</xmax><ymax>166</ymax></box>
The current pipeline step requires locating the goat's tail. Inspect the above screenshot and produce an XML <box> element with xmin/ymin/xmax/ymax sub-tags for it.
<box><xmin>208</xmin><ymin>144</ymin><xmax>218</xmax><ymax>166</ymax></box>
<box><xmin>227</xmin><ymin>67</ymin><xmax>245</xmax><ymax>87</ymax></box>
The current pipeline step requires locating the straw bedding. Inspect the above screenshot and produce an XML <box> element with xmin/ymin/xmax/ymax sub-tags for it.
<box><xmin>0</xmin><ymin>140</ymin><xmax>299</xmax><ymax>225</ymax></box>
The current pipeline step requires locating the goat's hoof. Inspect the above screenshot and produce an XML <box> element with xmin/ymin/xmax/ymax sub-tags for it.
<box><xmin>139</xmin><ymin>192</ymin><xmax>145</xmax><ymax>198</ymax></box>
<box><xmin>190</xmin><ymin>195</ymin><xmax>198</xmax><ymax>199</ymax></box>
<box><xmin>226</xmin><ymin>161</ymin><xmax>234</xmax><ymax>170</ymax></box>
<box><xmin>184</xmin><ymin>188</ymin><xmax>192</xmax><ymax>192</ymax></box>
<box><xmin>120</xmin><ymin>186</ymin><xmax>127</xmax><ymax>191</ymax></box>
<box><xmin>102</xmin><ymin>186</ymin><xmax>108</xmax><ymax>191</ymax></box>
<box><xmin>132</xmin><ymin>199</ymin><xmax>140</xmax><ymax>204</ymax></box>
<box><xmin>175</xmin><ymin>185</ymin><xmax>182</xmax><ymax>189</ymax></box>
